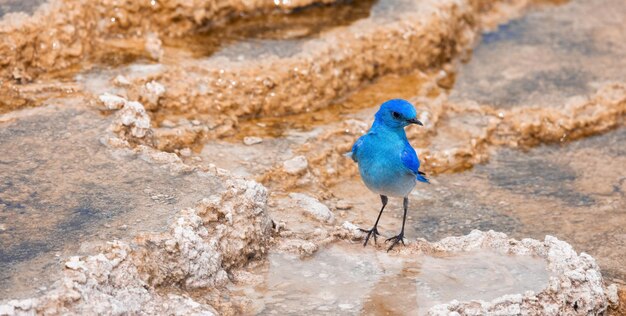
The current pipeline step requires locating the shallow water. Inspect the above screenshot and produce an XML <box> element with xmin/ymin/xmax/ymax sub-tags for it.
<box><xmin>233</xmin><ymin>244</ymin><xmax>549</xmax><ymax>315</ymax></box>
<box><xmin>74</xmin><ymin>0</ymin><xmax>419</xmax><ymax>68</ymax></box>
<box><xmin>225</xmin><ymin>70</ymin><xmax>433</xmax><ymax>141</ymax></box>
<box><xmin>469</xmin><ymin>129</ymin><xmax>626</xmax><ymax>281</ymax></box>
<box><xmin>165</xmin><ymin>0</ymin><xmax>425</xmax><ymax>62</ymax></box>
<box><xmin>165</xmin><ymin>0</ymin><xmax>377</xmax><ymax>61</ymax></box>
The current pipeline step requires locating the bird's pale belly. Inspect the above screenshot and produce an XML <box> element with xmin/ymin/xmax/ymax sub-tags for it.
<box><xmin>358</xmin><ymin>163</ymin><xmax>416</xmax><ymax>197</ymax></box>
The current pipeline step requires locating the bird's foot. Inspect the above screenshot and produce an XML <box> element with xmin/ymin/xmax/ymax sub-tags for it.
<box><xmin>358</xmin><ymin>227</ymin><xmax>381</xmax><ymax>247</ymax></box>
<box><xmin>385</xmin><ymin>233</ymin><xmax>405</xmax><ymax>252</ymax></box>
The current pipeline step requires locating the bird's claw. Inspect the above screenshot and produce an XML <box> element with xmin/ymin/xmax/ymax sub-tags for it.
<box><xmin>385</xmin><ymin>233</ymin><xmax>405</xmax><ymax>252</ymax></box>
<box><xmin>359</xmin><ymin>227</ymin><xmax>380</xmax><ymax>247</ymax></box>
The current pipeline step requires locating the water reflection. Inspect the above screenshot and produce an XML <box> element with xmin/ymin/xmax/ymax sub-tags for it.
<box><xmin>236</xmin><ymin>245</ymin><xmax>549</xmax><ymax>315</ymax></box>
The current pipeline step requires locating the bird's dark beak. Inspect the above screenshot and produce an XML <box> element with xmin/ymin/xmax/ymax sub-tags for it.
<box><xmin>408</xmin><ymin>118</ymin><xmax>423</xmax><ymax>126</ymax></box>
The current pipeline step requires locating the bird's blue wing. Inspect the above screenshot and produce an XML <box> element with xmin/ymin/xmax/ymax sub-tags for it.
<box><xmin>401</xmin><ymin>142</ymin><xmax>429</xmax><ymax>183</ymax></box>
<box><xmin>401</xmin><ymin>144</ymin><xmax>420</xmax><ymax>173</ymax></box>
<box><xmin>347</xmin><ymin>135</ymin><xmax>365</xmax><ymax>162</ymax></box>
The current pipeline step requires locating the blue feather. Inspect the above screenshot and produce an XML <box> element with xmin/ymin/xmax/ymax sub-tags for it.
<box><xmin>401</xmin><ymin>142</ymin><xmax>429</xmax><ymax>183</ymax></box>
<box><xmin>400</xmin><ymin>143</ymin><xmax>420</xmax><ymax>173</ymax></box>
<box><xmin>349</xmin><ymin>99</ymin><xmax>428</xmax><ymax>197</ymax></box>
<box><xmin>416</xmin><ymin>171</ymin><xmax>430</xmax><ymax>184</ymax></box>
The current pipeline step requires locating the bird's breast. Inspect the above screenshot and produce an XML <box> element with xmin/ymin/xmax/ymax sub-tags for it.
<box><xmin>356</xmin><ymin>140</ymin><xmax>415</xmax><ymax>197</ymax></box>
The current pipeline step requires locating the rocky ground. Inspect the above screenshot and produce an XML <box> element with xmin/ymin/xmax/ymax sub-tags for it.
<box><xmin>0</xmin><ymin>0</ymin><xmax>625</xmax><ymax>314</ymax></box>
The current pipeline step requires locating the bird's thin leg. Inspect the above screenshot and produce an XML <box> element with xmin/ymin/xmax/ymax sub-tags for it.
<box><xmin>386</xmin><ymin>197</ymin><xmax>408</xmax><ymax>251</ymax></box>
<box><xmin>359</xmin><ymin>195</ymin><xmax>388</xmax><ymax>247</ymax></box>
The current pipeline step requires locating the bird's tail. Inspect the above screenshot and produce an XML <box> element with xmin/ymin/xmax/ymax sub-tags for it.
<box><xmin>417</xmin><ymin>171</ymin><xmax>430</xmax><ymax>184</ymax></box>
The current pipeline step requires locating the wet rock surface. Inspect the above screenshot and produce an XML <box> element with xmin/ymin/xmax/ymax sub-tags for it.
<box><xmin>0</xmin><ymin>103</ymin><xmax>227</xmax><ymax>298</ymax></box>
<box><xmin>472</xmin><ymin>129</ymin><xmax>626</xmax><ymax>282</ymax></box>
<box><xmin>451</xmin><ymin>0</ymin><xmax>626</xmax><ymax>108</ymax></box>
<box><xmin>0</xmin><ymin>176</ymin><xmax>271</xmax><ymax>315</ymax></box>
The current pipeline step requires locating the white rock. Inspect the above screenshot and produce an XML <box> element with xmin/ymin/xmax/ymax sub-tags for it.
<box><xmin>424</xmin><ymin>230</ymin><xmax>614</xmax><ymax>315</ymax></box>
<box><xmin>338</xmin><ymin>303</ymin><xmax>353</xmax><ymax>310</ymax></box>
<box><xmin>65</xmin><ymin>256</ymin><xmax>86</xmax><ymax>270</ymax></box>
<box><xmin>283</xmin><ymin>156</ymin><xmax>308</xmax><ymax>174</ymax></box>
<box><xmin>113</xmin><ymin>75</ymin><xmax>131</xmax><ymax>86</ymax></box>
<box><xmin>342</xmin><ymin>221</ymin><xmax>357</xmax><ymax>230</ymax></box>
<box><xmin>0</xmin><ymin>304</ymin><xmax>15</xmax><ymax>315</ymax></box>
<box><xmin>117</xmin><ymin>101</ymin><xmax>151</xmax><ymax>138</ymax></box>
<box><xmin>336</xmin><ymin>200</ymin><xmax>352</xmax><ymax>210</ymax></box>
<box><xmin>243</xmin><ymin>136</ymin><xmax>263</xmax><ymax>146</ymax></box>
<box><xmin>143</xmin><ymin>81</ymin><xmax>165</xmax><ymax>106</ymax></box>
<box><xmin>98</xmin><ymin>93</ymin><xmax>127</xmax><ymax>110</ymax></box>
<box><xmin>341</xmin><ymin>221</ymin><xmax>366</xmax><ymax>240</ymax></box>
<box><xmin>12</xmin><ymin>299</ymin><xmax>34</xmax><ymax>310</ymax></box>
<box><xmin>161</xmin><ymin>119</ymin><xmax>176</xmax><ymax>128</ymax></box>
<box><xmin>606</xmin><ymin>284</ymin><xmax>619</xmax><ymax>306</ymax></box>
<box><xmin>289</xmin><ymin>193</ymin><xmax>334</xmax><ymax>223</ymax></box>
<box><xmin>277</xmin><ymin>238</ymin><xmax>318</xmax><ymax>255</ymax></box>
<box><xmin>145</xmin><ymin>33</ymin><xmax>163</xmax><ymax>61</ymax></box>
<box><xmin>179</xmin><ymin>148</ymin><xmax>192</xmax><ymax>157</ymax></box>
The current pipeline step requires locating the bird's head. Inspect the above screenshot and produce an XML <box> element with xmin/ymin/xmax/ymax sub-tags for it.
<box><xmin>374</xmin><ymin>99</ymin><xmax>422</xmax><ymax>129</ymax></box>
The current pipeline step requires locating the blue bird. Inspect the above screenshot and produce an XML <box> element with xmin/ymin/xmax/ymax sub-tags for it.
<box><xmin>348</xmin><ymin>99</ymin><xmax>429</xmax><ymax>251</ymax></box>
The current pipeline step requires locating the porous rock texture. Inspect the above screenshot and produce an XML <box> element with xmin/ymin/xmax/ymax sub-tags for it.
<box><xmin>289</xmin><ymin>192</ymin><xmax>335</xmax><ymax>224</ymax></box>
<box><xmin>0</xmin><ymin>149</ymin><xmax>273</xmax><ymax>315</ymax></box>
<box><xmin>0</xmin><ymin>0</ymin><xmax>338</xmax><ymax>81</ymax></box>
<box><xmin>1</xmin><ymin>0</ymin><xmax>544</xmax><ymax>119</ymax></box>
<box><xmin>107</xmin><ymin>97</ymin><xmax>154</xmax><ymax>145</ymax></box>
<box><xmin>341</xmin><ymin>228</ymin><xmax>619</xmax><ymax>315</ymax></box>
<box><xmin>426</xmin><ymin>232</ymin><xmax>615</xmax><ymax>315</ymax></box>
<box><xmin>116</xmin><ymin>0</ymin><xmax>536</xmax><ymax>125</ymax></box>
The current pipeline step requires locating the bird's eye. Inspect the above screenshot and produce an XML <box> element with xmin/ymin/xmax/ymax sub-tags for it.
<box><xmin>391</xmin><ymin>111</ymin><xmax>401</xmax><ymax>119</ymax></box>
